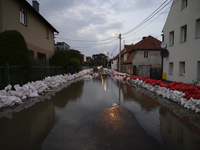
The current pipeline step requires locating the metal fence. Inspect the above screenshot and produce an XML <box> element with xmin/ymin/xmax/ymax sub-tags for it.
<box><xmin>150</xmin><ymin>68</ymin><xmax>161</xmax><ymax>80</ymax></box>
<box><xmin>0</xmin><ymin>63</ymin><xmax>75</xmax><ymax>90</ymax></box>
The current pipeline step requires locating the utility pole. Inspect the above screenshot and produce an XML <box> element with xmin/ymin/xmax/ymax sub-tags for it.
<box><xmin>119</xmin><ymin>33</ymin><xmax>121</xmax><ymax>72</ymax></box>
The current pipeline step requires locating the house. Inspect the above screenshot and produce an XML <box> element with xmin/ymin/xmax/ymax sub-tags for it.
<box><xmin>119</xmin><ymin>35</ymin><xmax>162</xmax><ymax>77</ymax></box>
<box><xmin>54</xmin><ymin>42</ymin><xmax>70</xmax><ymax>53</ymax></box>
<box><xmin>111</xmin><ymin>50</ymin><xmax>124</xmax><ymax>71</ymax></box>
<box><xmin>0</xmin><ymin>0</ymin><xmax>59</xmax><ymax>62</ymax></box>
<box><xmin>162</xmin><ymin>0</ymin><xmax>200</xmax><ymax>84</ymax></box>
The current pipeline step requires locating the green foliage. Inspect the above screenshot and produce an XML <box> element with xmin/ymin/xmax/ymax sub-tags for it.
<box><xmin>191</xmin><ymin>80</ymin><xmax>200</xmax><ymax>86</ymax></box>
<box><xmin>30</xmin><ymin>58</ymin><xmax>47</xmax><ymax>66</ymax></box>
<box><xmin>66</xmin><ymin>49</ymin><xmax>83</xmax><ymax>63</ymax></box>
<box><xmin>68</xmin><ymin>58</ymin><xmax>81</xmax><ymax>72</ymax></box>
<box><xmin>0</xmin><ymin>30</ymin><xmax>30</xmax><ymax>67</ymax></box>
<box><xmin>92</xmin><ymin>53</ymin><xmax>107</xmax><ymax>67</ymax></box>
<box><xmin>50</xmin><ymin>51</ymin><xmax>69</xmax><ymax>67</ymax></box>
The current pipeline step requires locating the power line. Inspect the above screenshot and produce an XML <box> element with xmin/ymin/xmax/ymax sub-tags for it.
<box><xmin>122</xmin><ymin>0</ymin><xmax>172</xmax><ymax>36</ymax></box>
<box><xmin>72</xmin><ymin>37</ymin><xmax>118</xmax><ymax>48</ymax></box>
<box><xmin>111</xmin><ymin>38</ymin><xmax>119</xmax><ymax>56</ymax></box>
<box><xmin>124</xmin><ymin>5</ymin><xmax>171</xmax><ymax>39</ymax></box>
<box><xmin>56</xmin><ymin>36</ymin><xmax>116</xmax><ymax>43</ymax></box>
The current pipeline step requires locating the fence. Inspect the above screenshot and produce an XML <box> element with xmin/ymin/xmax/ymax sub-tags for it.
<box><xmin>0</xmin><ymin>63</ymin><xmax>75</xmax><ymax>90</ymax></box>
<box><xmin>150</xmin><ymin>68</ymin><xmax>161</xmax><ymax>80</ymax></box>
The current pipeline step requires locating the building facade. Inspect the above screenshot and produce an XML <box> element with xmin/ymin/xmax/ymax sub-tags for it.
<box><xmin>0</xmin><ymin>0</ymin><xmax>59</xmax><ymax>61</ymax></box>
<box><xmin>162</xmin><ymin>0</ymin><xmax>200</xmax><ymax>84</ymax></box>
<box><xmin>54</xmin><ymin>42</ymin><xmax>70</xmax><ymax>53</ymax></box>
<box><xmin>120</xmin><ymin>36</ymin><xmax>162</xmax><ymax>77</ymax></box>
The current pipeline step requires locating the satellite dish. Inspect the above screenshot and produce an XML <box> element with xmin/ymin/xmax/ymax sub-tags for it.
<box><xmin>161</xmin><ymin>42</ymin><xmax>167</xmax><ymax>49</ymax></box>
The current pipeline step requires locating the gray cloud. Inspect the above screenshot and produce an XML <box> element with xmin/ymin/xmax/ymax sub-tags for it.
<box><xmin>27</xmin><ymin>0</ymin><xmax>171</xmax><ymax>57</ymax></box>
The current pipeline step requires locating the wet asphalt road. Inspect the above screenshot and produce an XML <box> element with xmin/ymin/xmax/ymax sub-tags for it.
<box><xmin>92</xmin><ymin>106</ymin><xmax>163</xmax><ymax>150</ymax></box>
<box><xmin>91</xmin><ymin>69</ymin><xmax>163</xmax><ymax>149</ymax></box>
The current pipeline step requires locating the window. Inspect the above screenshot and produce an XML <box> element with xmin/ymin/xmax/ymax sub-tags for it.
<box><xmin>181</xmin><ymin>0</ymin><xmax>187</xmax><ymax>9</ymax></box>
<box><xmin>28</xmin><ymin>50</ymin><xmax>34</xmax><ymax>58</ymax></box>
<box><xmin>195</xmin><ymin>18</ymin><xmax>200</xmax><ymax>38</ymax></box>
<box><xmin>20</xmin><ymin>8</ymin><xmax>26</xmax><ymax>25</ymax></box>
<box><xmin>179</xmin><ymin>62</ymin><xmax>185</xmax><ymax>75</ymax></box>
<box><xmin>45</xmin><ymin>28</ymin><xmax>49</xmax><ymax>39</ymax></box>
<box><xmin>169</xmin><ymin>62</ymin><xmax>173</xmax><ymax>75</ymax></box>
<box><xmin>169</xmin><ymin>31</ymin><xmax>174</xmax><ymax>46</ymax></box>
<box><xmin>180</xmin><ymin>25</ymin><xmax>187</xmax><ymax>43</ymax></box>
<box><xmin>144</xmin><ymin>51</ymin><xmax>148</xmax><ymax>58</ymax></box>
<box><xmin>197</xmin><ymin>61</ymin><xmax>200</xmax><ymax>80</ymax></box>
<box><xmin>37</xmin><ymin>52</ymin><xmax>46</xmax><ymax>61</ymax></box>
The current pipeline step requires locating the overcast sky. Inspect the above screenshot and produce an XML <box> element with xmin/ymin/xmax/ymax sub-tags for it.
<box><xmin>27</xmin><ymin>0</ymin><xmax>172</xmax><ymax>57</ymax></box>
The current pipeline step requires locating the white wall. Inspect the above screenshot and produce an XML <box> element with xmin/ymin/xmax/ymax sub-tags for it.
<box><xmin>111</xmin><ymin>59</ymin><xmax>118</xmax><ymax>70</ymax></box>
<box><xmin>132</xmin><ymin>50</ymin><xmax>161</xmax><ymax>68</ymax></box>
<box><xmin>163</xmin><ymin>0</ymin><xmax>200</xmax><ymax>84</ymax></box>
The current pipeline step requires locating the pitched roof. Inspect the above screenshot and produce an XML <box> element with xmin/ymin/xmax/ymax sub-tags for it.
<box><xmin>124</xmin><ymin>44</ymin><xmax>135</xmax><ymax>53</ymax></box>
<box><xmin>112</xmin><ymin>35</ymin><xmax>162</xmax><ymax>64</ymax></box>
<box><xmin>123</xmin><ymin>51</ymin><xmax>136</xmax><ymax>64</ymax></box>
<box><xmin>134</xmin><ymin>35</ymin><xmax>162</xmax><ymax>50</ymax></box>
<box><xmin>111</xmin><ymin>49</ymin><xmax>124</xmax><ymax>61</ymax></box>
<box><xmin>22</xmin><ymin>0</ymin><xmax>59</xmax><ymax>33</ymax></box>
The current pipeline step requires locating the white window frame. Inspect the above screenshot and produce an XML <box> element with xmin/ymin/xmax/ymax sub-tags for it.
<box><xmin>144</xmin><ymin>51</ymin><xmax>148</xmax><ymax>58</ymax></box>
<box><xmin>179</xmin><ymin>62</ymin><xmax>185</xmax><ymax>76</ymax></box>
<box><xmin>20</xmin><ymin>8</ymin><xmax>27</xmax><ymax>25</ymax></box>
<box><xmin>169</xmin><ymin>31</ymin><xmax>174</xmax><ymax>46</ymax></box>
<box><xmin>195</xmin><ymin>18</ymin><xmax>200</xmax><ymax>38</ymax></box>
<box><xmin>180</xmin><ymin>25</ymin><xmax>187</xmax><ymax>43</ymax></box>
<box><xmin>169</xmin><ymin>62</ymin><xmax>173</xmax><ymax>75</ymax></box>
<box><xmin>45</xmin><ymin>28</ymin><xmax>49</xmax><ymax>39</ymax></box>
<box><xmin>181</xmin><ymin>0</ymin><xmax>187</xmax><ymax>9</ymax></box>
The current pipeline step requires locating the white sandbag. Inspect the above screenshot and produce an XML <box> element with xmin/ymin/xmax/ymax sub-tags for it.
<box><xmin>28</xmin><ymin>92</ymin><xmax>39</xmax><ymax>98</ymax></box>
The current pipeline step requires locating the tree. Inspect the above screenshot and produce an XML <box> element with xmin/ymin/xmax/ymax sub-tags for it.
<box><xmin>92</xmin><ymin>53</ymin><xmax>107</xmax><ymax>67</ymax></box>
<box><xmin>66</xmin><ymin>49</ymin><xmax>83</xmax><ymax>63</ymax></box>
<box><xmin>50</xmin><ymin>51</ymin><xmax>69</xmax><ymax>67</ymax></box>
<box><xmin>68</xmin><ymin>58</ymin><xmax>81</xmax><ymax>72</ymax></box>
<box><xmin>0</xmin><ymin>30</ymin><xmax>30</xmax><ymax>67</ymax></box>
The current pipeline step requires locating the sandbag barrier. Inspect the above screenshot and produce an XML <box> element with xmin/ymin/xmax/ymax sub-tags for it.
<box><xmin>104</xmin><ymin>69</ymin><xmax>200</xmax><ymax>113</ymax></box>
<box><xmin>0</xmin><ymin>69</ymin><xmax>98</xmax><ymax>109</ymax></box>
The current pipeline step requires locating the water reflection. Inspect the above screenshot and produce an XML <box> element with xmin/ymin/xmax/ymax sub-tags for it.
<box><xmin>159</xmin><ymin>107</ymin><xmax>200</xmax><ymax>150</ymax></box>
<box><xmin>0</xmin><ymin>74</ymin><xmax>200</xmax><ymax>149</ymax></box>
<box><xmin>121</xmin><ymin>80</ymin><xmax>200</xmax><ymax>149</ymax></box>
<box><xmin>53</xmin><ymin>80</ymin><xmax>84</xmax><ymax>108</ymax></box>
<box><xmin>0</xmin><ymin>99</ymin><xmax>55</xmax><ymax>150</ymax></box>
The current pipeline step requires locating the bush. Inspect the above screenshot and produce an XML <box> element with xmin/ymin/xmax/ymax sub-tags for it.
<box><xmin>30</xmin><ymin>58</ymin><xmax>47</xmax><ymax>66</ymax></box>
<box><xmin>0</xmin><ymin>30</ymin><xmax>30</xmax><ymax>67</ymax></box>
<box><xmin>50</xmin><ymin>51</ymin><xmax>69</xmax><ymax>67</ymax></box>
<box><xmin>68</xmin><ymin>58</ymin><xmax>81</xmax><ymax>72</ymax></box>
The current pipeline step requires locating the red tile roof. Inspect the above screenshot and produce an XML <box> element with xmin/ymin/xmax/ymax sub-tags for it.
<box><xmin>124</xmin><ymin>44</ymin><xmax>135</xmax><ymax>53</ymax></box>
<box><xmin>134</xmin><ymin>35</ymin><xmax>162</xmax><ymax>50</ymax></box>
<box><xmin>112</xmin><ymin>35</ymin><xmax>162</xmax><ymax>65</ymax></box>
<box><xmin>123</xmin><ymin>51</ymin><xmax>136</xmax><ymax>64</ymax></box>
<box><xmin>111</xmin><ymin>49</ymin><xmax>124</xmax><ymax>61</ymax></box>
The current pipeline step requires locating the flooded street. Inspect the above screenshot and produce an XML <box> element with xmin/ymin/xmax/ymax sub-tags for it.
<box><xmin>0</xmin><ymin>72</ymin><xmax>200</xmax><ymax>150</ymax></box>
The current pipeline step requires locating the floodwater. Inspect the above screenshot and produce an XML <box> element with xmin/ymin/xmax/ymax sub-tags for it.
<box><xmin>0</xmin><ymin>73</ymin><xmax>200</xmax><ymax>150</ymax></box>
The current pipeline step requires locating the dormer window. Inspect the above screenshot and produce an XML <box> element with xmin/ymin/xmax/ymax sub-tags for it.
<box><xmin>20</xmin><ymin>8</ymin><xmax>27</xmax><ymax>25</ymax></box>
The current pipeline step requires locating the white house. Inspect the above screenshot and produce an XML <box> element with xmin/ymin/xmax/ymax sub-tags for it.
<box><xmin>54</xmin><ymin>42</ymin><xmax>70</xmax><ymax>52</ymax></box>
<box><xmin>162</xmin><ymin>0</ymin><xmax>200</xmax><ymax>85</ymax></box>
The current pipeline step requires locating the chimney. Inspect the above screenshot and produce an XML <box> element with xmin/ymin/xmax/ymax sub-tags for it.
<box><xmin>142</xmin><ymin>36</ymin><xmax>147</xmax><ymax>40</ymax></box>
<box><xmin>32</xmin><ymin>0</ymin><xmax>39</xmax><ymax>13</ymax></box>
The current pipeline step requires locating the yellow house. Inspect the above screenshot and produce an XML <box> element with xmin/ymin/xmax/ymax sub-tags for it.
<box><xmin>0</xmin><ymin>0</ymin><xmax>59</xmax><ymax>61</ymax></box>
